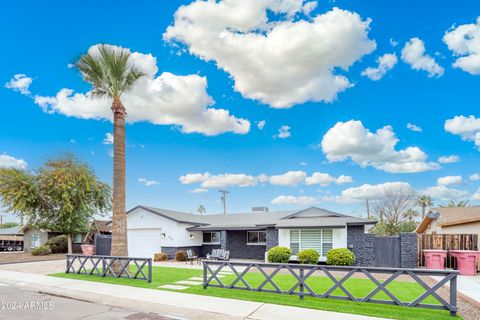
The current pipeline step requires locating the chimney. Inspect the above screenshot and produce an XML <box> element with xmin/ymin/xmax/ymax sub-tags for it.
<box><xmin>252</xmin><ymin>206</ymin><xmax>269</xmax><ymax>213</ymax></box>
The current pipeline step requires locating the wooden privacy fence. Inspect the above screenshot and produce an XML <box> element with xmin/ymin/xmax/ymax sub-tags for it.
<box><xmin>66</xmin><ymin>254</ymin><xmax>152</xmax><ymax>282</ymax></box>
<box><xmin>203</xmin><ymin>260</ymin><xmax>458</xmax><ymax>316</ymax></box>
<box><xmin>418</xmin><ymin>234</ymin><xmax>478</xmax><ymax>268</ymax></box>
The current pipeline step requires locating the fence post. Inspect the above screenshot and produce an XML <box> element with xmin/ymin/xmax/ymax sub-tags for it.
<box><xmin>450</xmin><ymin>273</ymin><xmax>457</xmax><ymax>316</ymax></box>
<box><xmin>148</xmin><ymin>258</ymin><xmax>152</xmax><ymax>283</ymax></box>
<box><xmin>299</xmin><ymin>267</ymin><xmax>304</xmax><ymax>300</ymax></box>
<box><xmin>66</xmin><ymin>255</ymin><xmax>69</xmax><ymax>273</ymax></box>
<box><xmin>203</xmin><ymin>260</ymin><xmax>207</xmax><ymax>289</ymax></box>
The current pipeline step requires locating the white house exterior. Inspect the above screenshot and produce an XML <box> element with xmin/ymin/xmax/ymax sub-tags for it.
<box><xmin>126</xmin><ymin>206</ymin><xmax>376</xmax><ymax>261</ymax></box>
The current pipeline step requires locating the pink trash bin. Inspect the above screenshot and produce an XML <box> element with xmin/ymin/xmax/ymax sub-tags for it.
<box><xmin>81</xmin><ymin>244</ymin><xmax>95</xmax><ymax>256</ymax></box>
<box><xmin>424</xmin><ymin>249</ymin><xmax>447</xmax><ymax>270</ymax></box>
<box><xmin>451</xmin><ymin>250</ymin><xmax>480</xmax><ymax>276</ymax></box>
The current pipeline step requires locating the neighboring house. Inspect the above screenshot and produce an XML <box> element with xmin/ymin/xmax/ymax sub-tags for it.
<box><xmin>126</xmin><ymin>206</ymin><xmax>376</xmax><ymax>261</ymax></box>
<box><xmin>20</xmin><ymin>226</ymin><xmax>84</xmax><ymax>253</ymax></box>
<box><xmin>416</xmin><ymin>207</ymin><xmax>480</xmax><ymax>247</ymax></box>
<box><xmin>84</xmin><ymin>219</ymin><xmax>112</xmax><ymax>244</ymax></box>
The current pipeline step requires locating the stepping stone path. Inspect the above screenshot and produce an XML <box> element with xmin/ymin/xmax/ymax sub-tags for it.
<box><xmin>159</xmin><ymin>273</ymin><xmax>234</xmax><ymax>291</ymax></box>
<box><xmin>175</xmin><ymin>280</ymin><xmax>203</xmax><ymax>285</ymax></box>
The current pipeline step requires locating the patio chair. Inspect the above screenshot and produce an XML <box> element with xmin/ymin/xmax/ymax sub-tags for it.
<box><xmin>218</xmin><ymin>250</ymin><xmax>230</xmax><ymax>261</ymax></box>
<box><xmin>209</xmin><ymin>249</ymin><xmax>221</xmax><ymax>260</ymax></box>
<box><xmin>186</xmin><ymin>249</ymin><xmax>198</xmax><ymax>265</ymax></box>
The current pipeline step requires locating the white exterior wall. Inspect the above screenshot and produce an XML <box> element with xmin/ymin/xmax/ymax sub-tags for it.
<box><xmin>127</xmin><ymin>207</ymin><xmax>202</xmax><ymax>249</ymax></box>
<box><xmin>278</xmin><ymin>227</ymin><xmax>348</xmax><ymax>261</ymax></box>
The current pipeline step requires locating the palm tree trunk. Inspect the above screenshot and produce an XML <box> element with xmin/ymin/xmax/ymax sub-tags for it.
<box><xmin>110</xmin><ymin>98</ymin><xmax>128</xmax><ymax>266</ymax></box>
<box><xmin>421</xmin><ymin>205</ymin><xmax>426</xmax><ymax>220</ymax></box>
<box><xmin>67</xmin><ymin>234</ymin><xmax>73</xmax><ymax>254</ymax></box>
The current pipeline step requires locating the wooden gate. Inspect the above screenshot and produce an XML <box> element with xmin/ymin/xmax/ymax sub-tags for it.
<box><xmin>375</xmin><ymin>236</ymin><xmax>401</xmax><ymax>268</ymax></box>
<box><xmin>417</xmin><ymin>234</ymin><xmax>478</xmax><ymax>268</ymax></box>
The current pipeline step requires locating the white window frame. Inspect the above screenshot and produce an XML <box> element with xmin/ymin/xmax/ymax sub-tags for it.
<box><xmin>72</xmin><ymin>234</ymin><xmax>83</xmax><ymax>244</ymax></box>
<box><xmin>31</xmin><ymin>233</ymin><xmax>41</xmax><ymax>248</ymax></box>
<box><xmin>247</xmin><ymin>231</ymin><xmax>266</xmax><ymax>245</ymax></box>
<box><xmin>202</xmin><ymin>232</ymin><xmax>221</xmax><ymax>244</ymax></box>
<box><xmin>289</xmin><ymin>229</ymin><xmax>333</xmax><ymax>257</ymax></box>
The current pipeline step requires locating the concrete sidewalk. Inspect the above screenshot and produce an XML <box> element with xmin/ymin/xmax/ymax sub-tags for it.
<box><xmin>433</xmin><ymin>275</ymin><xmax>480</xmax><ymax>308</ymax></box>
<box><xmin>0</xmin><ymin>270</ymin><xmax>388</xmax><ymax>320</ymax></box>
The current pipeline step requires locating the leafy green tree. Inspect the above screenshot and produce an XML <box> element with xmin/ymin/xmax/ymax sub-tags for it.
<box><xmin>415</xmin><ymin>195</ymin><xmax>433</xmax><ymax>219</ymax></box>
<box><xmin>197</xmin><ymin>205</ymin><xmax>206</xmax><ymax>215</ymax></box>
<box><xmin>74</xmin><ymin>45</ymin><xmax>145</xmax><ymax>258</ymax></box>
<box><xmin>0</xmin><ymin>222</ymin><xmax>18</xmax><ymax>229</ymax></box>
<box><xmin>0</xmin><ymin>155</ymin><xmax>111</xmax><ymax>253</ymax></box>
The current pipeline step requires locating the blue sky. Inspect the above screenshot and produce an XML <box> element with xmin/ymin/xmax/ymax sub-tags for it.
<box><xmin>1</xmin><ymin>0</ymin><xmax>480</xmax><ymax>221</ymax></box>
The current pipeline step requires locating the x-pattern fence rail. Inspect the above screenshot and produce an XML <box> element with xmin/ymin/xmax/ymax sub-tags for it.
<box><xmin>66</xmin><ymin>254</ymin><xmax>152</xmax><ymax>282</ymax></box>
<box><xmin>203</xmin><ymin>260</ymin><xmax>458</xmax><ymax>316</ymax></box>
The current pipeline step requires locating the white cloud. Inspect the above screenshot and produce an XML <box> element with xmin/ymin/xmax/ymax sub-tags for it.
<box><xmin>407</xmin><ymin>123</ymin><xmax>422</xmax><ymax>132</ymax></box>
<box><xmin>271</xmin><ymin>195</ymin><xmax>317</xmax><ymax>205</ymax></box>
<box><xmin>69</xmin><ymin>139</ymin><xmax>76</xmax><ymax>144</ymax></box>
<box><xmin>443</xmin><ymin>17</ymin><xmax>480</xmax><ymax>75</ymax></box>
<box><xmin>0</xmin><ymin>154</ymin><xmax>28</xmax><ymax>170</ymax></box>
<box><xmin>257</xmin><ymin>120</ymin><xmax>266</xmax><ymax>130</ymax></box>
<box><xmin>103</xmin><ymin>133</ymin><xmax>114</xmax><ymax>145</ymax></box>
<box><xmin>438</xmin><ymin>155</ymin><xmax>460</xmax><ymax>164</ymax></box>
<box><xmin>389</xmin><ymin>38</ymin><xmax>398</xmax><ymax>47</ymax></box>
<box><xmin>444</xmin><ymin>115</ymin><xmax>480</xmax><ymax>149</ymax></box>
<box><xmin>305</xmin><ymin>172</ymin><xmax>352</xmax><ymax>186</ymax></box>
<box><xmin>5</xmin><ymin>74</ymin><xmax>32</xmax><ymax>95</ymax></box>
<box><xmin>473</xmin><ymin>188</ymin><xmax>480</xmax><ymax>200</ymax></box>
<box><xmin>190</xmin><ymin>188</ymin><xmax>208</xmax><ymax>193</ymax></box>
<box><xmin>180</xmin><ymin>172</ymin><xmax>256</xmax><ymax>188</ymax></box>
<box><xmin>269</xmin><ymin>170</ymin><xmax>306</xmax><ymax>186</ymax></box>
<box><xmin>321</xmin><ymin>120</ymin><xmax>439</xmax><ymax>173</ymax></box>
<box><xmin>401</xmin><ymin>38</ymin><xmax>444</xmax><ymax>77</ymax></box>
<box><xmin>31</xmin><ymin>44</ymin><xmax>249</xmax><ymax>136</ymax></box>
<box><xmin>164</xmin><ymin>3</ymin><xmax>376</xmax><ymax>108</ymax></box>
<box><xmin>302</xmin><ymin>1</ymin><xmax>317</xmax><ymax>16</ymax></box>
<box><xmin>469</xmin><ymin>173</ymin><xmax>480</xmax><ymax>181</ymax></box>
<box><xmin>361</xmin><ymin>53</ymin><xmax>397</xmax><ymax>81</ymax></box>
<box><xmin>437</xmin><ymin>175</ymin><xmax>462</xmax><ymax>186</ymax></box>
<box><xmin>299</xmin><ymin>162</ymin><xmax>307</xmax><ymax>166</ymax></box>
<box><xmin>275</xmin><ymin>125</ymin><xmax>291</xmax><ymax>139</ymax></box>
<box><xmin>422</xmin><ymin>185</ymin><xmax>469</xmax><ymax>201</ymax></box>
<box><xmin>339</xmin><ymin>182</ymin><xmax>414</xmax><ymax>202</ymax></box>
<box><xmin>138</xmin><ymin>177</ymin><xmax>159</xmax><ymax>186</ymax></box>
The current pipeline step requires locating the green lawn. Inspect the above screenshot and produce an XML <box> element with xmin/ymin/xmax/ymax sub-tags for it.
<box><xmin>51</xmin><ymin>266</ymin><xmax>460</xmax><ymax>320</ymax></box>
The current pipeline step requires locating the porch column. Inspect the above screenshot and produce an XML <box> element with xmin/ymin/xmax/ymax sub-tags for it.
<box><xmin>220</xmin><ymin>230</ymin><xmax>227</xmax><ymax>250</ymax></box>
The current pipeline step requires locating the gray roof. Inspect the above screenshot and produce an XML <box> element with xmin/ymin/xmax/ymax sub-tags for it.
<box><xmin>0</xmin><ymin>226</ymin><xmax>22</xmax><ymax>235</ymax></box>
<box><xmin>129</xmin><ymin>206</ymin><xmax>375</xmax><ymax>230</ymax></box>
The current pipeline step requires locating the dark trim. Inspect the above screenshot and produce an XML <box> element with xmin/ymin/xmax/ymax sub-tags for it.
<box><xmin>346</xmin><ymin>221</ymin><xmax>377</xmax><ymax>226</ymax></box>
<box><xmin>187</xmin><ymin>226</ymin><xmax>266</xmax><ymax>231</ymax></box>
<box><xmin>276</xmin><ymin>225</ymin><xmax>346</xmax><ymax>229</ymax></box>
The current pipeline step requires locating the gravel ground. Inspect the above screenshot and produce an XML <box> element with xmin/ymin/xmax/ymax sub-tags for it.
<box><xmin>0</xmin><ymin>252</ymin><xmax>64</xmax><ymax>264</ymax></box>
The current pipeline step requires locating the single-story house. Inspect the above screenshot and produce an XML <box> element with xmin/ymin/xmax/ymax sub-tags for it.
<box><xmin>20</xmin><ymin>226</ymin><xmax>85</xmax><ymax>253</ymax></box>
<box><xmin>416</xmin><ymin>206</ymin><xmax>480</xmax><ymax>247</ymax></box>
<box><xmin>126</xmin><ymin>205</ymin><xmax>376</xmax><ymax>261</ymax></box>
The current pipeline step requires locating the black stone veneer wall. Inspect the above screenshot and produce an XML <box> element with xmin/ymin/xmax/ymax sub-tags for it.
<box><xmin>347</xmin><ymin>225</ymin><xmax>375</xmax><ymax>266</ymax></box>
<box><xmin>226</xmin><ymin>230</ymin><xmax>266</xmax><ymax>260</ymax></box>
<box><xmin>161</xmin><ymin>246</ymin><xmax>202</xmax><ymax>260</ymax></box>
<box><xmin>400</xmin><ymin>232</ymin><xmax>418</xmax><ymax>268</ymax></box>
<box><xmin>266</xmin><ymin>227</ymin><xmax>278</xmax><ymax>251</ymax></box>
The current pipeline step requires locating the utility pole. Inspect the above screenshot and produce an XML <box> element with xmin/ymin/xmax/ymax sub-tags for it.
<box><xmin>219</xmin><ymin>190</ymin><xmax>229</xmax><ymax>215</ymax></box>
<box><xmin>0</xmin><ymin>215</ymin><xmax>4</xmax><ymax>228</ymax></box>
<box><xmin>366</xmin><ymin>199</ymin><xmax>370</xmax><ymax>219</ymax></box>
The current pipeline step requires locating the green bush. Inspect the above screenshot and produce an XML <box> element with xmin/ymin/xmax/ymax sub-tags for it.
<box><xmin>175</xmin><ymin>250</ymin><xmax>187</xmax><ymax>261</ymax></box>
<box><xmin>297</xmin><ymin>249</ymin><xmax>320</xmax><ymax>264</ymax></box>
<box><xmin>31</xmin><ymin>245</ymin><xmax>51</xmax><ymax>256</ymax></box>
<box><xmin>267</xmin><ymin>246</ymin><xmax>291</xmax><ymax>263</ymax></box>
<box><xmin>326</xmin><ymin>248</ymin><xmax>355</xmax><ymax>266</ymax></box>
<box><xmin>45</xmin><ymin>235</ymin><xmax>68</xmax><ymax>253</ymax></box>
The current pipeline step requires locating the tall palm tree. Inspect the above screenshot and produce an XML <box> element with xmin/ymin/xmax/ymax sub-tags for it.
<box><xmin>439</xmin><ymin>200</ymin><xmax>471</xmax><ymax>208</ymax></box>
<box><xmin>415</xmin><ymin>195</ymin><xmax>433</xmax><ymax>219</ymax></box>
<box><xmin>75</xmin><ymin>45</ymin><xmax>145</xmax><ymax>259</ymax></box>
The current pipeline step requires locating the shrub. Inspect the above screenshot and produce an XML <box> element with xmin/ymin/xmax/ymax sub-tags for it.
<box><xmin>267</xmin><ymin>246</ymin><xmax>291</xmax><ymax>263</ymax></box>
<box><xmin>45</xmin><ymin>235</ymin><xmax>68</xmax><ymax>253</ymax></box>
<box><xmin>326</xmin><ymin>248</ymin><xmax>355</xmax><ymax>266</ymax></box>
<box><xmin>154</xmin><ymin>252</ymin><xmax>168</xmax><ymax>262</ymax></box>
<box><xmin>297</xmin><ymin>249</ymin><xmax>320</xmax><ymax>264</ymax></box>
<box><xmin>175</xmin><ymin>250</ymin><xmax>187</xmax><ymax>261</ymax></box>
<box><xmin>31</xmin><ymin>245</ymin><xmax>51</xmax><ymax>256</ymax></box>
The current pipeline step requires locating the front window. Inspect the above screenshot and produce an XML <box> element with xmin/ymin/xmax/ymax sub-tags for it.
<box><xmin>203</xmin><ymin>232</ymin><xmax>220</xmax><ymax>244</ymax></box>
<box><xmin>289</xmin><ymin>229</ymin><xmax>333</xmax><ymax>257</ymax></box>
<box><xmin>247</xmin><ymin>231</ymin><xmax>266</xmax><ymax>244</ymax></box>
<box><xmin>72</xmin><ymin>234</ymin><xmax>83</xmax><ymax>244</ymax></box>
<box><xmin>31</xmin><ymin>234</ymin><xmax>41</xmax><ymax>248</ymax></box>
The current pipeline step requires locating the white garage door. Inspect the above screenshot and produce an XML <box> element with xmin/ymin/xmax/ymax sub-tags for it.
<box><xmin>128</xmin><ymin>229</ymin><xmax>162</xmax><ymax>259</ymax></box>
